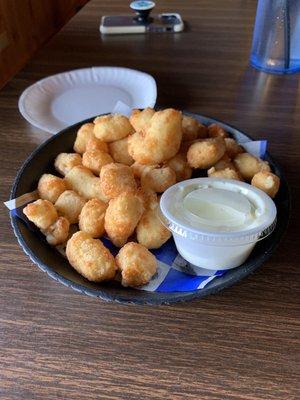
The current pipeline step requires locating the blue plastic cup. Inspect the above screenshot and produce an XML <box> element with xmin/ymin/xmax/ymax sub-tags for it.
<box><xmin>250</xmin><ymin>0</ymin><xmax>300</xmax><ymax>74</ymax></box>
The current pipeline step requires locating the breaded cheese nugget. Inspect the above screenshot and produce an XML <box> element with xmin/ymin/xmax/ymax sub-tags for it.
<box><xmin>66</xmin><ymin>231</ymin><xmax>116</xmax><ymax>282</ymax></box>
<box><xmin>94</xmin><ymin>114</ymin><xmax>134</xmax><ymax>142</ymax></box>
<box><xmin>54</xmin><ymin>153</ymin><xmax>82</xmax><ymax>176</ymax></box>
<box><xmin>166</xmin><ymin>152</ymin><xmax>193</xmax><ymax>182</ymax></box>
<box><xmin>187</xmin><ymin>137</ymin><xmax>226</xmax><ymax>169</ymax></box>
<box><xmin>207</xmin><ymin>166</ymin><xmax>243</xmax><ymax>181</ymax></box>
<box><xmin>108</xmin><ymin>136</ymin><xmax>134</xmax><ymax>166</ymax></box>
<box><xmin>85</xmin><ymin>137</ymin><xmax>108</xmax><ymax>153</ymax></box>
<box><xmin>224</xmin><ymin>138</ymin><xmax>244</xmax><ymax>159</ymax></box>
<box><xmin>37</xmin><ymin>174</ymin><xmax>67</xmax><ymax>203</ymax></box>
<box><xmin>116</xmin><ymin>242</ymin><xmax>157</xmax><ymax>287</ymax></box>
<box><xmin>140</xmin><ymin>165</ymin><xmax>176</xmax><ymax>193</ymax></box>
<box><xmin>41</xmin><ymin>216</ymin><xmax>70</xmax><ymax>246</ymax></box>
<box><xmin>65</xmin><ymin>165</ymin><xmax>108</xmax><ymax>202</ymax></box>
<box><xmin>251</xmin><ymin>171</ymin><xmax>280</xmax><ymax>198</ymax></box>
<box><xmin>23</xmin><ymin>199</ymin><xmax>58</xmax><ymax>230</ymax></box>
<box><xmin>104</xmin><ymin>192</ymin><xmax>144</xmax><ymax>247</ymax></box>
<box><xmin>74</xmin><ymin>123</ymin><xmax>95</xmax><ymax>154</ymax></box>
<box><xmin>79</xmin><ymin>199</ymin><xmax>107</xmax><ymax>238</ymax></box>
<box><xmin>82</xmin><ymin>150</ymin><xmax>113</xmax><ymax>175</ymax></box>
<box><xmin>128</xmin><ymin>108</ymin><xmax>182</xmax><ymax>164</ymax></box>
<box><xmin>208</xmin><ymin>124</ymin><xmax>229</xmax><ymax>138</ymax></box>
<box><xmin>55</xmin><ymin>190</ymin><xmax>86</xmax><ymax>224</ymax></box>
<box><xmin>182</xmin><ymin>115</ymin><xmax>208</xmax><ymax>141</ymax></box>
<box><xmin>131</xmin><ymin>161</ymin><xmax>148</xmax><ymax>178</ymax></box>
<box><xmin>234</xmin><ymin>153</ymin><xmax>271</xmax><ymax>181</ymax></box>
<box><xmin>100</xmin><ymin>163</ymin><xmax>137</xmax><ymax>199</ymax></box>
<box><xmin>136</xmin><ymin>188</ymin><xmax>158</xmax><ymax>210</ymax></box>
<box><xmin>129</xmin><ymin>107</ymin><xmax>155</xmax><ymax>132</ymax></box>
<box><xmin>212</xmin><ymin>154</ymin><xmax>233</xmax><ymax>170</ymax></box>
<box><xmin>137</xmin><ymin>207</ymin><xmax>171</xmax><ymax>249</ymax></box>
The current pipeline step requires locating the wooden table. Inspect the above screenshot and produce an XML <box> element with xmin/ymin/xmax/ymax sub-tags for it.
<box><xmin>0</xmin><ymin>1</ymin><xmax>299</xmax><ymax>399</ymax></box>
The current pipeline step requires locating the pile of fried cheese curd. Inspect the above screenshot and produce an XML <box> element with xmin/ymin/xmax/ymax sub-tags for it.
<box><xmin>23</xmin><ymin>108</ymin><xmax>280</xmax><ymax>288</ymax></box>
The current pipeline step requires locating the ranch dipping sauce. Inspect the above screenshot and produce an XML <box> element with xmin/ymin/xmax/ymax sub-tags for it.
<box><xmin>160</xmin><ymin>178</ymin><xmax>277</xmax><ymax>270</ymax></box>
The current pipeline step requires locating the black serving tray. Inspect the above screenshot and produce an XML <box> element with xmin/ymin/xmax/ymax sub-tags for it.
<box><xmin>10</xmin><ymin>113</ymin><xmax>290</xmax><ymax>304</ymax></box>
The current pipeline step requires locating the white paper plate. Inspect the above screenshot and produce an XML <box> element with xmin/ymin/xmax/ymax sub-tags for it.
<box><xmin>18</xmin><ymin>67</ymin><xmax>157</xmax><ymax>134</ymax></box>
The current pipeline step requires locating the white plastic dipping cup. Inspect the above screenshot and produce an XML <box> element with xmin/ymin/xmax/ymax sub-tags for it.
<box><xmin>159</xmin><ymin>178</ymin><xmax>277</xmax><ymax>270</ymax></box>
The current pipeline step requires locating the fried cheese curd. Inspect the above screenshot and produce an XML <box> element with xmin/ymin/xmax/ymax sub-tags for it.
<box><xmin>93</xmin><ymin>114</ymin><xmax>134</xmax><ymax>142</ymax></box>
<box><xmin>207</xmin><ymin>123</ymin><xmax>229</xmax><ymax>139</ymax></box>
<box><xmin>78</xmin><ymin>198</ymin><xmax>107</xmax><ymax>238</ymax></box>
<box><xmin>136</xmin><ymin>199</ymin><xmax>171</xmax><ymax>249</ymax></box>
<box><xmin>129</xmin><ymin>107</ymin><xmax>155</xmax><ymax>132</ymax></box>
<box><xmin>100</xmin><ymin>163</ymin><xmax>137</xmax><ymax>199</ymax></box>
<box><xmin>85</xmin><ymin>136</ymin><xmax>108</xmax><ymax>153</ymax></box>
<box><xmin>23</xmin><ymin>199</ymin><xmax>58</xmax><ymax>230</ymax></box>
<box><xmin>166</xmin><ymin>152</ymin><xmax>193</xmax><ymax>182</ymax></box>
<box><xmin>108</xmin><ymin>136</ymin><xmax>134</xmax><ymax>166</ymax></box>
<box><xmin>187</xmin><ymin>137</ymin><xmax>226</xmax><ymax>169</ymax></box>
<box><xmin>224</xmin><ymin>138</ymin><xmax>244</xmax><ymax>159</ymax></box>
<box><xmin>115</xmin><ymin>242</ymin><xmax>157</xmax><ymax>287</ymax></box>
<box><xmin>37</xmin><ymin>173</ymin><xmax>67</xmax><ymax>203</ymax></box>
<box><xmin>65</xmin><ymin>165</ymin><xmax>108</xmax><ymax>202</ymax></box>
<box><xmin>140</xmin><ymin>165</ymin><xmax>176</xmax><ymax>193</ymax></box>
<box><xmin>233</xmin><ymin>153</ymin><xmax>271</xmax><ymax>181</ymax></box>
<box><xmin>128</xmin><ymin>108</ymin><xmax>183</xmax><ymax>164</ymax></box>
<box><xmin>251</xmin><ymin>171</ymin><xmax>280</xmax><ymax>198</ymax></box>
<box><xmin>41</xmin><ymin>216</ymin><xmax>70</xmax><ymax>246</ymax></box>
<box><xmin>55</xmin><ymin>190</ymin><xmax>86</xmax><ymax>224</ymax></box>
<box><xmin>207</xmin><ymin>166</ymin><xmax>243</xmax><ymax>181</ymax></box>
<box><xmin>82</xmin><ymin>149</ymin><xmax>114</xmax><ymax>175</ymax></box>
<box><xmin>104</xmin><ymin>192</ymin><xmax>144</xmax><ymax>247</ymax></box>
<box><xmin>73</xmin><ymin>123</ymin><xmax>95</xmax><ymax>154</ymax></box>
<box><xmin>66</xmin><ymin>231</ymin><xmax>117</xmax><ymax>282</ymax></box>
<box><xmin>54</xmin><ymin>153</ymin><xmax>82</xmax><ymax>176</ymax></box>
<box><xmin>182</xmin><ymin>115</ymin><xmax>208</xmax><ymax>142</ymax></box>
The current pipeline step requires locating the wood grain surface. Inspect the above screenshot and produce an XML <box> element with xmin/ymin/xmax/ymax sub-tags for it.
<box><xmin>0</xmin><ymin>0</ymin><xmax>89</xmax><ymax>88</ymax></box>
<box><xmin>0</xmin><ymin>1</ymin><xmax>299</xmax><ymax>399</ymax></box>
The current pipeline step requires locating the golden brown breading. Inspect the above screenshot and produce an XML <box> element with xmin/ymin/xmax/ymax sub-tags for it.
<box><xmin>187</xmin><ymin>137</ymin><xmax>226</xmax><ymax>169</ymax></box>
<box><xmin>233</xmin><ymin>153</ymin><xmax>271</xmax><ymax>181</ymax></box>
<box><xmin>100</xmin><ymin>163</ymin><xmax>137</xmax><ymax>199</ymax></box>
<box><xmin>140</xmin><ymin>165</ymin><xmax>176</xmax><ymax>193</ymax></box>
<box><xmin>82</xmin><ymin>149</ymin><xmax>114</xmax><ymax>175</ymax></box>
<box><xmin>66</xmin><ymin>231</ymin><xmax>117</xmax><ymax>282</ymax></box>
<box><xmin>129</xmin><ymin>107</ymin><xmax>155</xmax><ymax>132</ymax></box>
<box><xmin>79</xmin><ymin>198</ymin><xmax>107</xmax><ymax>238</ymax></box>
<box><xmin>73</xmin><ymin>123</ymin><xmax>95</xmax><ymax>154</ymax></box>
<box><xmin>131</xmin><ymin>161</ymin><xmax>148</xmax><ymax>178</ymax></box>
<box><xmin>37</xmin><ymin>173</ymin><xmax>67</xmax><ymax>203</ymax></box>
<box><xmin>136</xmin><ymin>188</ymin><xmax>158</xmax><ymax>210</ymax></box>
<box><xmin>224</xmin><ymin>138</ymin><xmax>244</xmax><ymax>159</ymax></box>
<box><xmin>115</xmin><ymin>242</ymin><xmax>157</xmax><ymax>287</ymax></box>
<box><xmin>136</xmin><ymin>207</ymin><xmax>171</xmax><ymax>249</ymax></box>
<box><xmin>64</xmin><ymin>165</ymin><xmax>108</xmax><ymax>202</ymax></box>
<box><xmin>93</xmin><ymin>114</ymin><xmax>134</xmax><ymax>142</ymax></box>
<box><xmin>54</xmin><ymin>153</ymin><xmax>82</xmax><ymax>176</ymax></box>
<box><xmin>23</xmin><ymin>199</ymin><xmax>58</xmax><ymax>230</ymax></box>
<box><xmin>42</xmin><ymin>216</ymin><xmax>70</xmax><ymax>246</ymax></box>
<box><xmin>104</xmin><ymin>192</ymin><xmax>144</xmax><ymax>247</ymax></box>
<box><xmin>55</xmin><ymin>190</ymin><xmax>86</xmax><ymax>224</ymax></box>
<box><xmin>166</xmin><ymin>152</ymin><xmax>193</xmax><ymax>182</ymax></box>
<box><xmin>108</xmin><ymin>136</ymin><xmax>134</xmax><ymax>166</ymax></box>
<box><xmin>212</xmin><ymin>154</ymin><xmax>233</xmax><ymax>170</ymax></box>
<box><xmin>85</xmin><ymin>137</ymin><xmax>109</xmax><ymax>153</ymax></box>
<box><xmin>182</xmin><ymin>115</ymin><xmax>208</xmax><ymax>141</ymax></box>
<box><xmin>207</xmin><ymin>166</ymin><xmax>243</xmax><ymax>181</ymax></box>
<box><xmin>251</xmin><ymin>171</ymin><xmax>280</xmax><ymax>198</ymax></box>
<box><xmin>207</xmin><ymin>124</ymin><xmax>229</xmax><ymax>138</ymax></box>
<box><xmin>128</xmin><ymin>108</ymin><xmax>182</xmax><ymax>164</ymax></box>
